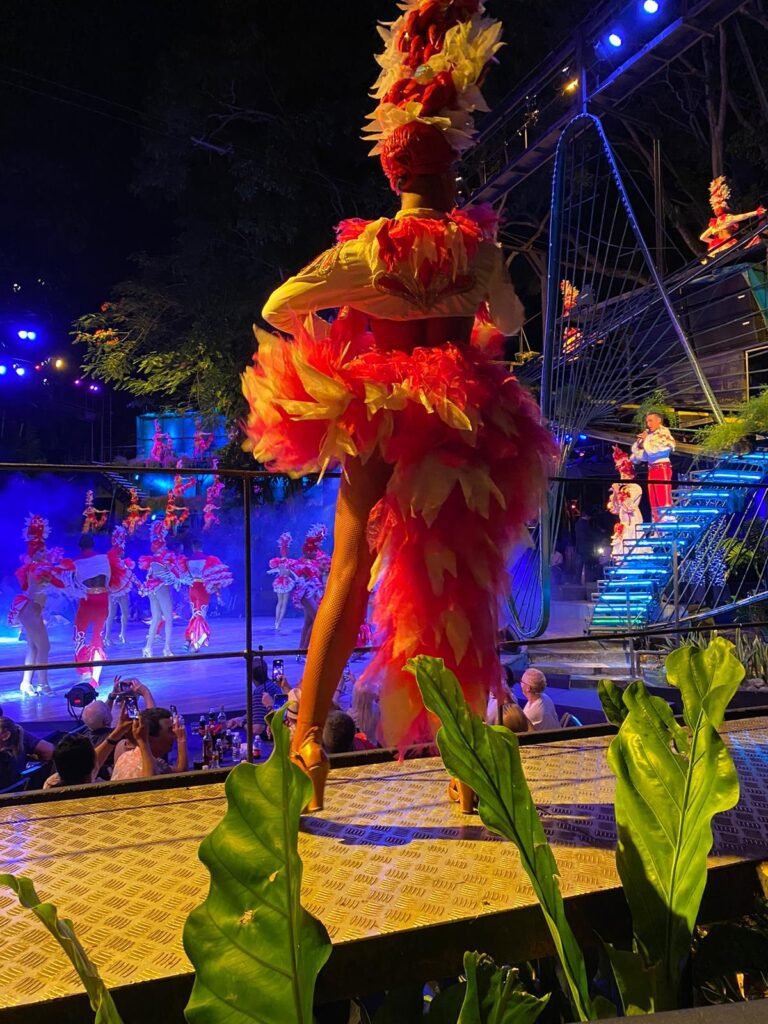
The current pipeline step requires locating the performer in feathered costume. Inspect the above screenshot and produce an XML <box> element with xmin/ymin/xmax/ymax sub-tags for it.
<box><xmin>291</xmin><ymin>524</ymin><xmax>331</xmax><ymax>656</ymax></box>
<box><xmin>9</xmin><ymin>515</ymin><xmax>75</xmax><ymax>696</ymax></box>
<box><xmin>700</xmin><ymin>176</ymin><xmax>765</xmax><ymax>257</ymax></box>
<box><xmin>560</xmin><ymin>279</ymin><xmax>583</xmax><ymax>359</ymax></box>
<box><xmin>81</xmin><ymin>489</ymin><xmax>108</xmax><ymax>534</ymax></box>
<box><xmin>164</xmin><ymin>466</ymin><xmax>193</xmax><ymax>534</ymax></box>
<box><xmin>139</xmin><ymin>521</ymin><xmax>180</xmax><ymax>658</ymax></box>
<box><xmin>268</xmin><ymin>531</ymin><xmax>296</xmax><ymax>632</ymax></box>
<box><xmin>193</xmin><ymin>418</ymin><xmax>213</xmax><ymax>460</ymax></box>
<box><xmin>179</xmin><ymin>538</ymin><xmax>234</xmax><ymax>652</ymax></box>
<box><xmin>242</xmin><ymin>0</ymin><xmax>556</xmax><ymax>810</ymax></box>
<box><xmin>202</xmin><ymin>461</ymin><xmax>225</xmax><ymax>531</ymax></box>
<box><xmin>607</xmin><ymin>446</ymin><xmax>644</xmax><ymax>561</ymax></box>
<box><xmin>104</xmin><ymin>525</ymin><xmax>136</xmax><ymax>645</ymax></box>
<box><xmin>123</xmin><ymin>487</ymin><xmax>151</xmax><ymax>535</ymax></box>
<box><xmin>72</xmin><ymin>534</ymin><xmax>117</xmax><ymax>688</ymax></box>
<box><xmin>149</xmin><ymin>419</ymin><xmax>173</xmax><ymax>464</ymax></box>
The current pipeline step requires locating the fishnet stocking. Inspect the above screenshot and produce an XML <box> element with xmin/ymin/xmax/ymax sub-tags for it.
<box><xmin>293</xmin><ymin>454</ymin><xmax>392</xmax><ymax>748</ymax></box>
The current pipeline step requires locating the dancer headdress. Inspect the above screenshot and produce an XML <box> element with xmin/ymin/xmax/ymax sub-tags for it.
<box><xmin>709</xmin><ymin>176</ymin><xmax>731</xmax><ymax>211</ymax></box>
<box><xmin>23</xmin><ymin>514</ymin><xmax>50</xmax><ymax>553</ymax></box>
<box><xmin>561</xmin><ymin>279</ymin><xmax>579</xmax><ymax>314</ymax></box>
<box><xmin>278</xmin><ymin>532</ymin><xmax>293</xmax><ymax>558</ymax></box>
<box><xmin>365</xmin><ymin>0</ymin><xmax>503</xmax><ymax>192</ymax></box>
<box><xmin>612</xmin><ymin>445</ymin><xmax>635</xmax><ymax>480</ymax></box>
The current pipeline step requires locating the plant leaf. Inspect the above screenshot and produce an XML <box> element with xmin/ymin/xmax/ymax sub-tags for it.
<box><xmin>0</xmin><ymin>873</ymin><xmax>124</xmax><ymax>1024</ymax></box>
<box><xmin>694</xmin><ymin>922</ymin><xmax>768</xmax><ymax>984</ymax></box>
<box><xmin>183</xmin><ymin>710</ymin><xmax>331</xmax><ymax>1023</ymax></box>
<box><xmin>597</xmin><ymin>679</ymin><xmax>628</xmax><ymax>726</ymax></box>
<box><xmin>409</xmin><ymin>656</ymin><xmax>598</xmax><ymax>1023</ymax></box>
<box><xmin>457</xmin><ymin>952</ymin><xmax>549</xmax><ymax>1024</ymax></box>
<box><xmin>607</xmin><ymin>638</ymin><xmax>742</xmax><ymax>1010</ymax></box>
<box><xmin>601</xmin><ymin>942</ymin><xmax>659</xmax><ymax>1016</ymax></box>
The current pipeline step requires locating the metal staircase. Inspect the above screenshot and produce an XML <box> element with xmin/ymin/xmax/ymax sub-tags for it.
<box><xmin>589</xmin><ymin>451</ymin><xmax>768</xmax><ymax>631</ymax></box>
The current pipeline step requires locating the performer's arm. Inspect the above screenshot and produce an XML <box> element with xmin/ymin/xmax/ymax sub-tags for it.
<box><xmin>262</xmin><ymin>245</ymin><xmax>361</xmax><ymax>332</ymax></box>
<box><xmin>486</xmin><ymin>247</ymin><xmax>525</xmax><ymax>336</ymax></box>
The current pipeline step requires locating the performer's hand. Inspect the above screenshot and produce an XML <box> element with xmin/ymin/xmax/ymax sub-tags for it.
<box><xmin>132</xmin><ymin>717</ymin><xmax>150</xmax><ymax>747</ymax></box>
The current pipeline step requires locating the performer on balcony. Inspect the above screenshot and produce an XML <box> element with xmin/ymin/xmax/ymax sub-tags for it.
<box><xmin>10</xmin><ymin>515</ymin><xmax>75</xmax><ymax>697</ymax></box>
<box><xmin>608</xmin><ymin>446</ymin><xmax>644</xmax><ymax>560</ymax></box>
<box><xmin>242</xmin><ymin>0</ymin><xmax>556</xmax><ymax>811</ymax></box>
<box><xmin>700</xmin><ymin>176</ymin><xmax>765</xmax><ymax>257</ymax></box>
<box><xmin>180</xmin><ymin>538</ymin><xmax>233</xmax><ymax>652</ymax></box>
<box><xmin>631</xmin><ymin>412</ymin><xmax>676</xmax><ymax>522</ymax></box>
<box><xmin>72</xmin><ymin>534</ymin><xmax>114</xmax><ymax>688</ymax></box>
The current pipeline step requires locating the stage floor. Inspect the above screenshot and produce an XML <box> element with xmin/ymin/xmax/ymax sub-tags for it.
<box><xmin>2</xmin><ymin>718</ymin><xmax>768</xmax><ymax>1013</ymax></box>
<box><xmin>0</xmin><ymin>617</ymin><xmax>371</xmax><ymax>727</ymax></box>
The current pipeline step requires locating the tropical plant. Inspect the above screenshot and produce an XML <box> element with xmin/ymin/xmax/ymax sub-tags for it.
<box><xmin>599</xmin><ymin>636</ymin><xmax>743</xmax><ymax>1012</ymax></box>
<box><xmin>633</xmin><ymin>389</ymin><xmax>679</xmax><ymax>430</ymax></box>
<box><xmin>0</xmin><ymin>873</ymin><xmax>124</xmax><ymax>1024</ymax></box>
<box><xmin>699</xmin><ymin>388</ymin><xmax>768</xmax><ymax>453</ymax></box>
<box><xmin>183</xmin><ymin>710</ymin><xmax>331</xmax><ymax>1023</ymax></box>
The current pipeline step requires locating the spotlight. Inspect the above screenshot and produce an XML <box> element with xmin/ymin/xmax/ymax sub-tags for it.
<box><xmin>54</xmin><ymin>358</ymin><xmax>65</xmax><ymax>369</ymax></box>
<box><xmin>608</xmin><ymin>32</ymin><xmax>623</xmax><ymax>47</ymax></box>
<box><xmin>15</xmin><ymin>366</ymin><xmax>26</xmax><ymax>377</ymax></box>
<box><xmin>642</xmin><ymin>0</ymin><xmax>659</xmax><ymax>12</ymax></box>
<box><xmin>17</xmin><ymin>330</ymin><xmax>28</xmax><ymax>339</ymax></box>
<box><xmin>17</xmin><ymin>329</ymin><xmax>37</xmax><ymax>340</ymax></box>
<box><xmin>563</xmin><ymin>77</ymin><xmax>580</xmax><ymax>94</ymax></box>
<box><xmin>0</xmin><ymin>365</ymin><xmax>6</xmax><ymax>376</ymax></box>
<box><xmin>74</xmin><ymin>378</ymin><xmax>81</xmax><ymax>386</ymax></box>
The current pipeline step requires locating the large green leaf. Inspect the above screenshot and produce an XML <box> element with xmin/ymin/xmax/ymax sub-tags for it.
<box><xmin>183</xmin><ymin>710</ymin><xmax>331</xmax><ymax>1023</ymax></box>
<box><xmin>607</xmin><ymin>638</ymin><xmax>742</xmax><ymax>1010</ymax></box>
<box><xmin>409</xmin><ymin>656</ymin><xmax>598</xmax><ymax>1023</ymax></box>
<box><xmin>597</xmin><ymin>679</ymin><xmax>628</xmax><ymax>727</ymax></box>
<box><xmin>0</xmin><ymin>873</ymin><xmax>124</xmax><ymax>1024</ymax></box>
<box><xmin>457</xmin><ymin>953</ymin><xmax>549</xmax><ymax>1024</ymax></box>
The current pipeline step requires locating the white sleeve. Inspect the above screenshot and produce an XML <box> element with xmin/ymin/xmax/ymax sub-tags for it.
<box><xmin>486</xmin><ymin>247</ymin><xmax>525</xmax><ymax>336</ymax></box>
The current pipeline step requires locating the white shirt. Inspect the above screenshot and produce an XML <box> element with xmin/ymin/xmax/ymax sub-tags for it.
<box><xmin>523</xmin><ymin>693</ymin><xmax>561</xmax><ymax>732</ymax></box>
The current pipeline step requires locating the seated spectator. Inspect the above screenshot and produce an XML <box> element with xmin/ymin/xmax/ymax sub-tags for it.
<box><xmin>351</xmin><ymin>684</ymin><xmax>380</xmax><ymax>747</ymax></box>
<box><xmin>323</xmin><ymin>711</ymin><xmax>357</xmax><ymax>755</ymax></box>
<box><xmin>251</xmin><ymin>665</ymin><xmax>289</xmax><ymax>737</ymax></box>
<box><xmin>45</xmin><ymin>709</ymin><xmax>137</xmax><ymax>788</ymax></box>
<box><xmin>501</xmin><ymin>702</ymin><xmax>531</xmax><ymax>734</ymax></box>
<box><xmin>82</xmin><ymin>701</ymin><xmax>114</xmax><ymax>747</ymax></box>
<box><xmin>111</xmin><ymin>708</ymin><xmax>188</xmax><ymax>780</ymax></box>
<box><xmin>521</xmin><ymin>668</ymin><xmax>561</xmax><ymax>732</ymax></box>
<box><xmin>486</xmin><ymin>678</ymin><xmax>516</xmax><ymax>726</ymax></box>
<box><xmin>0</xmin><ymin>716</ymin><xmax>54</xmax><ymax>789</ymax></box>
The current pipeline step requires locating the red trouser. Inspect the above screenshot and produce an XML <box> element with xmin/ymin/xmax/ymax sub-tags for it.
<box><xmin>648</xmin><ymin>462</ymin><xmax>672</xmax><ymax>521</ymax></box>
<box><xmin>74</xmin><ymin>591</ymin><xmax>109</xmax><ymax>677</ymax></box>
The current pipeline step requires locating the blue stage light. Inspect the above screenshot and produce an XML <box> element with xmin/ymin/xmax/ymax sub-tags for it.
<box><xmin>608</xmin><ymin>32</ymin><xmax>623</xmax><ymax>47</ymax></box>
<box><xmin>578</xmin><ymin>433</ymin><xmax>587</xmax><ymax>440</ymax></box>
<box><xmin>643</xmin><ymin>0</ymin><xmax>659</xmax><ymax>12</ymax></box>
<box><xmin>15</xmin><ymin>366</ymin><xmax>26</xmax><ymax>377</ymax></box>
<box><xmin>0</xmin><ymin>365</ymin><xmax>6</xmax><ymax>375</ymax></box>
<box><xmin>17</xmin><ymin>329</ymin><xmax>37</xmax><ymax>340</ymax></box>
<box><xmin>17</xmin><ymin>330</ymin><xmax>27</xmax><ymax>339</ymax></box>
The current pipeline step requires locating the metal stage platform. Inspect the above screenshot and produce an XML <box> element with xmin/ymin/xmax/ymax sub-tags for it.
<box><xmin>2</xmin><ymin>717</ymin><xmax>767</xmax><ymax>1022</ymax></box>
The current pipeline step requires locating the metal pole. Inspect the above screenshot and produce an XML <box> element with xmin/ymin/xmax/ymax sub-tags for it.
<box><xmin>672</xmin><ymin>538</ymin><xmax>680</xmax><ymax>626</ymax></box>
<box><xmin>243</xmin><ymin>477</ymin><xmax>254</xmax><ymax>763</ymax></box>
<box><xmin>653</xmin><ymin>137</ymin><xmax>665</xmax><ymax>277</ymax></box>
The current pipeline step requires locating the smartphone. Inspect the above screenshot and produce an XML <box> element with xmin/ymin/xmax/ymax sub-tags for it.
<box><xmin>125</xmin><ymin>697</ymin><xmax>139</xmax><ymax>719</ymax></box>
<box><xmin>119</xmin><ymin>678</ymin><xmax>134</xmax><ymax>693</ymax></box>
<box><xmin>169</xmin><ymin>704</ymin><xmax>178</xmax><ymax>716</ymax></box>
<box><xmin>271</xmin><ymin>659</ymin><xmax>284</xmax><ymax>682</ymax></box>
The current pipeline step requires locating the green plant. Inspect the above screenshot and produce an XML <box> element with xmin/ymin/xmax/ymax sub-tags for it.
<box><xmin>0</xmin><ymin>873</ymin><xmax>124</xmax><ymax>1024</ymax></box>
<box><xmin>633</xmin><ymin>390</ymin><xmax>679</xmax><ymax>430</ymax></box>
<box><xmin>734</xmin><ymin>631</ymin><xmax>768</xmax><ymax>681</ymax></box>
<box><xmin>410</xmin><ymin>656</ymin><xmax>604</xmax><ymax>1022</ymax></box>
<box><xmin>183</xmin><ymin>710</ymin><xmax>331</xmax><ymax>1023</ymax></box>
<box><xmin>600</xmin><ymin>636</ymin><xmax>743</xmax><ymax>1012</ymax></box>
<box><xmin>699</xmin><ymin>387</ymin><xmax>768</xmax><ymax>453</ymax></box>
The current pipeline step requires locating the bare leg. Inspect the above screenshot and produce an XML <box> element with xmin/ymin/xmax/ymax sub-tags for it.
<box><xmin>19</xmin><ymin>603</ymin><xmax>50</xmax><ymax>693</ymax></box>
<box><xmin>299</xmin><ymin>596</ymin><xmax>317</xmax><ymax>651</ymax></box>
<box><xmin>294</xmin><ymin>455</ymin><xmax>391</xmax><ymax>754</ymax></box>
<box><xmin>155</xmin><ymin>586</ymin><xmax>175</xmax><ymax>655</ymax></box>
<box><xmin>105</xmin><ymin>598</ymin><xmax>117</xmax><ymax>645</ymax></box>
<box><xmin>117</xmin><ymin>596</ymin><xmax>129</xmax><ymax>642</ymax></box>
<box><xmin>275</xmin><ymin>591</ymin><xmax>289</xmax><ymax>631</ymax></box>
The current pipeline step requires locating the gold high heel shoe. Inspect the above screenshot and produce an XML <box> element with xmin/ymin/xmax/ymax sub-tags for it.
<box><xmin>290</xmin><ymin>727</ymin><xmax>329</xmax><ymax>812</ymax></box>
<box><xmin>447</xmin><ymin>777</ymin><xmax>477</xmax><ymax>814</ymax></box>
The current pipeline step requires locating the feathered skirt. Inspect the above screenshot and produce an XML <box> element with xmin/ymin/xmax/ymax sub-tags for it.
<box><xmin>242</xmin><ymin>311</ymin><xmax>556</xmax><ymax>747</ymax></box>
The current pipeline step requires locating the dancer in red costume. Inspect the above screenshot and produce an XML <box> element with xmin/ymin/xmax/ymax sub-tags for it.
<box><xmin>139</xmin><ymin>522</ymin><xmax>180</xmax><ymax>658</ymax></box>
<box><xmin>203</xmin><ymin>463</ymin><xmax>225</xmax><ymax>531</ymax></box>
<box><xmin>179</xmin><ymin>538</ymin><xmax>233</xmax><ymax>652</ymax></box>
<box><xmin>82</xmin><ymin>489</ymin><xmax>108</xmax><ymax>534</ymax></box>
<box><xmin>164</xmin><ymin>466</ymin><xmax>193</xmax><ymax>534</ymax></box>
<box><xmin>268</xmin><ymin>531</ymin><xmax>295</xmax><ymax>632</ymax></box>
<box><xmin>105</xmin><ymin>525</ymin><xmax>136</xmax><ymax>646</ymax></box>
<box><xmin>149</xmin><ymin>419</ymin><xmax>173</xmax><ymax>464</ymax></box>
<box><xmin>123</xmin><ymin>487</ymin><xmax>151</xmax><ymax>535</ymax></box>
<box><xmin>9</xmin><ymin>515</ymin><xmax>75</xmax><ymax>696</ymax></box>
<box><xmin>193</xmin><ymin>418</ymin><xmax>213</xmax><ymax>460</ymax></box>
<box><xmin>72</xmin><ymin>534</ymin><xmax>115</xmax><ymax>688</ymax></box>
<box><xmin>242</xmin><ymin>0</ymin><xmax>556</xmax><ymax>811</ymax></box>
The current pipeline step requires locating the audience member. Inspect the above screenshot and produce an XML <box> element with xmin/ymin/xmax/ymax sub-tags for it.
<box><xmin>45</xmin><ymin>708</ymin><xmax>137</xmax><ymax>789</ymax></box>
<box><xmin>111</xmin><ymin>708</ymin><xmax>188</xmax><ymax>780</ymax></box>
<box><xmin>520</xmin><ymin>668</ymin><xmax>561</xmax><ymax>732</ymax></box>
<box><xmin>501</xmin><ymin>702</ymin><xmax>531</xmax><ymax>734</ymax></box>
<box><xmin>350</xmin><ymin>684</ymin><xmax>380</xmax><ymax>746</ymax></box>
<box><xmin>323</xmin><ymin>711</ymin><xmax>357</xmax><ymax>755</ymax></box>
<box><xmin>0</xmin><ymin>716</ymin><xmax>54</xmax><ymax>789</ymax></box>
